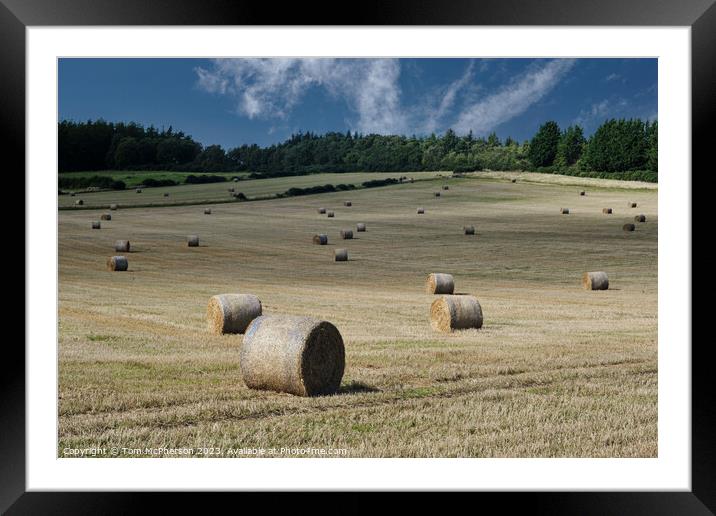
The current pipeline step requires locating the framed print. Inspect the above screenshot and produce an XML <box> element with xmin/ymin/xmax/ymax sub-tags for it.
<box><xmin>5</xmin><ymin>0</ymin><xmax>712</xmax><ymax>512</ymax></box>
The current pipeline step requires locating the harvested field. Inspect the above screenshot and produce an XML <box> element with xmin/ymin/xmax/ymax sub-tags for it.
<box><xmin>58</xmin><ymin>172</ymin><xmax>657</xmax><ymax>458</ymax></box>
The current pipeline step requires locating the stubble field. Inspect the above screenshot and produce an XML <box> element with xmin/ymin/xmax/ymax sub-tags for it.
<box><xmin>58</xmin><ymin>172</ymin><xmax>658</xmax><ymax>457</ymax></box>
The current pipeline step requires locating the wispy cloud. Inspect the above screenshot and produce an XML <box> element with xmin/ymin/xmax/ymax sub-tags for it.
<box><xmin>574</xmin><ymin>97</ymin><xmax>629</xmax><ymax>127</ymax></box>
<box><xmin>196</xmin><ymin>58</ymin><xmax>580</xmax><ymax>137</ymax></box>
<box><xmin>605</xmin><ymin>73</ymin><xmax>621</xmax><ymax>82</ymax></box>
<box><xmin>453</xmin><ymin>59</ymin><xmax>576</xmax><ymax>135</ymax></box>
<box><xmin>195</xmin><ymin>58</ymin><xmax>405</xmax><ymax>134</ymax></box>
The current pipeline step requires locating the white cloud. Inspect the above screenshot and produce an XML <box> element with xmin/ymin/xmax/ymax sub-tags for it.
<box><xmin>605</xmin><ymin>73</ymin><xmax>621</xmax><ymax>82</ymax></box>
<box><xmin>420</xmin><ymin>61</ymin><xmax>476</xmax><ymax>134</ymax></box>
<box><xmin>452</xmin><ymin>59</ymin><xmax>576</xmax><ymax>135</ymax></box>
<box><xmin>575</xmin><ymin>97</ymin><xmax>629</xmax><ymax>127</ymax></box>
<box><xmin>195</xmin><ymin>58</ymin><xmax>405</xmax><ymax>134</ymax></box>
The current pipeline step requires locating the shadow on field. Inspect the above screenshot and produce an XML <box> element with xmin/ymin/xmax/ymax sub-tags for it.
<box><xmin>338</xmin><ymin>381</ymin><xmax>380</xmax><ymax>395</ymax></box>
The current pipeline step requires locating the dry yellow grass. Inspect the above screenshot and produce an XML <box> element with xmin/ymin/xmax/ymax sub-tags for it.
<box><xmin>58</xmin><ymin>173</ymin><xmax>657</xmax><ymax>458</ymax></box>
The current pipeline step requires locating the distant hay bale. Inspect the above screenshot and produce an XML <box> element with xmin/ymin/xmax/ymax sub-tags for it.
<box><xmin>426</xmin><ymin>273</ymin><xmax>455</xmax><ymax>294</ymax></box>
<box><xmin>443</xmin><ymin>185</ymin><xmax>449</xmax><ymax>190</ymax></box>
<box><xmin>318</xmin><ymin>207</ymin><xmax>326</xmax><ymax>214</ymax></box>
<box><xmin>356</xmin><ymin>223</ymin><xmax>366</xmax><ymax>232</ymax></box>
<box><xmin>560</xmin><ymin>208</ymin><xmax>570</xmax><ymax>214</ymax></box>
<box><xmin>629</xmin><ymin>202</ymin><xmax>637</xmax><ymax>208</ymax></box>
<box><xmin>91</xmin><ymin>221</ymin><xmax>101</xmax><ymax>229</ymax></box>
<box><xmin>580</xmin><ymin>191</ymin><xmax>586</xmax><ymax>196</ymax></box>
<box><xmin>327</xmin><ymin>211</ymin><xmax>335</xmax><ymax>218</ymax></box>
<box><xmin>463</xmin><ymin>225</ymin><xmax>475</xmax><ymax>235</ymax></box>
<box><xmin>187</xmin><ymin>235</ymin><xmax>199</xmax><ymax>246</ymax></box>
<box><xmin>241</xmin><ymin>315</ymin><xmax>345</xmax><ymax>396</ymax></box>
<box><xmin>623</xmin><ymin>223</ymin><xmax>636</xmax><ymax>232</ymax></box>
<box><xmin>114</xmin><ymin>240</ymin><xmax>130</xmax><ymax>252</ymax></box>
<box><xmin>582</xmin><ymin>271</ymin><xmax>609</xmax><ymax>290</ymax></box>
<box><xmin>110</xmin><ymin>204</ymin><xmax>118</xmax><ymax>210</ymax></box>
<box><xmin>204</xmin><ymin>208</ymin><xmax>212</xmax><ymax>215</ymax></box>
<box><xmin>434</xmin><ymin>192</ymin><xmax>441</xmax><ymax>197</ymax></box>
<box><xmin>70</xmin><ymin>192</ymin><xmax>76</xmax><ymax>197</ymax></box>
<box><xmin>430</xmin><ymin>295</ymin><xmax>483</xmax><ymax>332</ymax></box>
<box><xmin>313</xmin><ymin>234</ymin><xmax>328</xmax><ymax>245</ymax></box>
<box><xmin>511</xmin><ymin>179</ymin><xmax>517</xmax><ymax>183</ymax></box>
<box><xmin>75</xmin><ymin>199</ymin><xmax>83</xmax><ymax>206</ymax></box>
<box><xmin>602</xmin><ymin>208</ymin><xmax>612</xmax><ymax>214</ymax></box>
<box><xmin>634</xmin><ymin>214</ymin><xmax>646</xmax><ymax>222</ymax></box>
<box><xmin>207</xmin><ymin>293</ymin><xmax>262</xmax><ymax>335</ymax></box>
<box><xmin>136</xmin><ymin>188</ymin><xmax>142</xmax><ymax>193</ymax></box>
<box><xmin>164</xmin><ymin>193</ymin><xmax>169</xmax><ymax>197</ymax></box>
<box><xmin>344</xmin><ymin>201</ymin><xmax>352</xmax><ymax>207</ymax></box>
<box><xmin>417</xmin><ymin>207</ymin><xmax>425</xmax><ymax>214</ymax></box>
<box><xmin>340</xmin><ymin>229</ymin><xmax>353</xmax><ymax>239</ymax></box>
<box><xmin>106</xmin><ymin>256</ymin><xmax>128</xmax><ymax>271</ymax></box>
<box><xmin>335</xmin><ymin>248</ymin><xmax>348</xmax><ymax>261</ymax></box>
<box><xmin>100</xmin><ymin>213</ymin><xmax>111</xmax><ymax>220</ymax></box>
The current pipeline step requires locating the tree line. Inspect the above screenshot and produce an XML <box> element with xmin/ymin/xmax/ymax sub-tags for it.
<box><xmin>59</xmin><ymin>118</ymin><xmax>657</xmax><ymax>181</ymax></box>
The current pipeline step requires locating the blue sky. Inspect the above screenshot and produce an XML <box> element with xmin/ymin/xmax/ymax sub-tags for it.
<box><xmin>59</xmin><ymin>58</ymin><xmax>657</xmax><ymax>149</ymax></box>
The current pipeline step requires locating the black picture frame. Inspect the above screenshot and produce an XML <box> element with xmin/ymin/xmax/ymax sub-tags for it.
<box><xmin>5</xmin><ymin>0</ymin><xmax>710</xmax><ymax>512</ymax></box>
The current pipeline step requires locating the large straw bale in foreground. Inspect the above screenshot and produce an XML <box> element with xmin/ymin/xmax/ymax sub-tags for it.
<box><xmin>207</xmin><ymin>293</ymin><xmax>262</xmax><ymax>335</ymax></box>
<box><xmin>430</xmin><ymin>295</ymin><xmax>483</xmax><ymax>332</ymax></box>
<box><xmin>335</xmin><ymin>249</ymin><xmax>348</xmax><ymax>261</ymax></box>
<box><xmin>426</xmin><ymin>273</ymin><xmax>454</xmax><ymax>294</ymax></box>
<box><xmin>106</xmin><ymin>256</ymin><xmax>128</xmax><ymax>271</ymax></box>
<box><xmin>582</xmin><ymin>271</ymin><xmax>609</xmax><ymax>290</ymax></box>
<box><xmin>241</xmin><ymin>315</ymin><xmax>345</xmax><ymax>396</ymax></box>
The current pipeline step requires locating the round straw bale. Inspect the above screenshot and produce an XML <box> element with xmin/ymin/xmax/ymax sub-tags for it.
<box><xmin>106</xmin><ymin>256</ymin><xmax>128</xmax><ymax>271</ymax></box>
<box><xmin>629</xmin><ymin>202</ymin><xmax>637</xmax><ymax>208</ymax></box>
<box><xmin>204</xmin><ymin>208</ymin><xmax>212</xmax><ymax>215</ymax></box>
<box><xmin>136</xmin><ymin>188</ymin><xmax>142</xmax><ymax>193</ymax></box>
<box><xmin>561</xmin><ymin>208</ymin><xmax>570</xmax><ymax>214</ymax></box>
<box><xmin>340</xmin><ymin>229</ymin><xmax>353</xmax><ymax>239</ymax></box>
<box><xmin>75</xmin><ymin>199</ymin><xmax>83</xmax><ymax>206</ymax></box>
<box><xmin>110</xmin><ymin>203</ymin><xmax>118</xmax><ymax>210</ymax></box>
<box><xmin>430</xmin><ymin>295</ymin><xmax>483</xmax><ymax>332</ymax></box>
<box><xmin>344</xmin><ymin>201</ymin><xmax>352</xmax><ymax>207</ymax></box>
<box><xmin>602</xmin><ymin>208</ymin><xmax>612</xmax><ymax>214</ymax></box>
<box><xmin>434</xmin><ymin>192</ymin><xmax>441</xmax><ymax>197</ymax></box>
<box><xmin>241</xmin><ymin>315</ymin><xmax>345</xmax><ymax>396</ymax></box>
<box><xmin>623</xmin><ymin>223</ymin><xmax>636</xmax><ymax>232</ymax></box>
<box><xmin>114</xmin><ymin>240</ymin><xmax>130</xmax><ymax>252</ymax></box>
<box><xmin>417</xmin><ymin>207</ymin><xmax>425</xmax><ymax>214</ymax></box>
<box><xmin>100</xmin><ymin>213</ymin><xmax>111</xmax><ymax>221</ymax></box>
<box><xmin>443</xmin><ymin>185</ymin><xmax>449</xmax><ymax>190</ymax></box>
<box><xmin>335</xmin><ymin>248</ymin><xmax>348</xmax><ymax>261</ymax></box>
<box><xmin>207</xmin><ymin>293</ymin><xmax>262</xmax><ymax>335</ymax></box>
<box><xmin>327</xmin><ymin>211</ymin><xmax>335</xmax><ymax>218</ymax></box>
<box><xmin>91</xmin><ymin>221</ymin><xmax>101</xmax><ymax>229</ymax></box>
<box><xmin>580</xmin><ymin>191</ymin><xmax>586</xmax><ymax>196</ymax></box>
<box><xmin>356</xmin><ymin>223</ymin><xmax>366</xmax><ymax>232</ymax></box>
<box><xmin>582</xmin><ymin>271</ymin><xmax>609</xmax><ymax>290</ymax></box>
<box><xmin>463</xmin><ymin>225</ymin><xmax>475</xmax><ymax>235</ymax></box>
<box><xmin>634</xmin><ymin>214</ymin><xmax>646</xmax><ymax>223</ymax></box>
<box><xmin>187</xmin><ymin>235</ymin><xmax>199</xmax><ymax>246</ymax></box>
<box><xmin>164</xmin><ymin>193</ymin><xmax>169</xmax><ymax>197</ymax></box>
<box><xmin>511</xmin><ymin>179</ymin><xmax>517</xmax><ymax>183</ymax></box>
<box><xmin>318</xmin><ymin>207</ymin><xmax>326</xmax><ymax>214</ymax></box>
<box><xmin>426</xmin><ymin>273</ymin><xmax>455</xmax><ymax>294</ymax></box>
<box><xmin>313</xmin><ymin>234</ymin><xmax>328</xmax><ymax>245</ymax></box>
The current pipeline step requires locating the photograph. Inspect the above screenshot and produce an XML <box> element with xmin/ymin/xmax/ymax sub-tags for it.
<box><xmin>57</xmin><ymin>57</ymin><xmax>659</xmax><ymax>459</ymax></box>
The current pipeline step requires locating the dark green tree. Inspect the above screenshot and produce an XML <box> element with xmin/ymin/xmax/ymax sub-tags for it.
<box><xmin>528</xmin><ymin>121</ymin><xmax>561</xmax><ymax>168</ymax></box>
<box><xmin>555</xmin><ymin>125</ymin><xmax>586</xmax><ymax>167</ymax></box>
